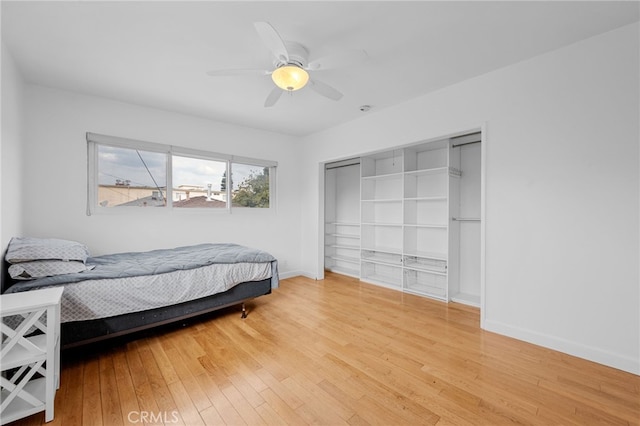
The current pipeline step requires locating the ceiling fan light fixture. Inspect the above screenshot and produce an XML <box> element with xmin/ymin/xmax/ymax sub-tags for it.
<box><xmin>271</xmin><ymin>65</ymin><xmax>309</xmax><ymax>91</ymax></box>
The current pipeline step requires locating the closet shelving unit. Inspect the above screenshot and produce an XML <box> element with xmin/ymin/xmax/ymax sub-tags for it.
<box><xmin>358</xmin><ymin>140</ymin><xmax>461</xmax><ymax>301</ymax></box>
<box><xmin>402</xmin><ymin>140</ymin><xmax>459</xmax><ymax>300</ymax></box>
<box><xmin>324</xmin><ymin>222</ymin><xmax>361</xmax><ymax>277</ymax></box>
<box><xmin>325</xmin><ymin>133</ymin><xmax>481</xmax><ymax>307</ymax></box>
<box><xmin>360</xmin><ymin>151</ymin><xmax>404</xmax><ymax>289</ymax></box>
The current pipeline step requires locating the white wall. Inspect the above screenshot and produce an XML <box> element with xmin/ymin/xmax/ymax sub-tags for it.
<box><xmin>21</xmin><ymin>85</ymin><xmax>303</xmax><ymax>276</ymax></box>
<box><xmin>300</xmin><ymin>23</ymin><xmax>639</xmax><ymax>374</ymax></box>
<box><xmin>1</xmin><ymin>43</ymin><xmax>25</xmax><ymax>251</ymax></box>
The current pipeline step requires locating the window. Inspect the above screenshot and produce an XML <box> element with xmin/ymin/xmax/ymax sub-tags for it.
<box><xmin>231</xmin><ymin>163</ymin><xmax>270</xmax><ymax>208</ymax></box>
<box><xmin>172</xmin><ymin>155</ymin><xmax>227</xmax><ymax>209</ymax></box>
<box><xmin>87</xmin><ymin>132</ymin><xmax>276</xmax><ymax>213</ymax></box>
<box><xmin>96</xmin><ymin>145</ymin><xmax>167</xmax><ymax>207</ymax></box>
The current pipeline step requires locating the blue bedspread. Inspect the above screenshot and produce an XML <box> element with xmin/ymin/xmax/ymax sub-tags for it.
<box><xmin>7</xmin><ymin>243</ymin><xmax>278</xmax><ymax>292</ymax></box>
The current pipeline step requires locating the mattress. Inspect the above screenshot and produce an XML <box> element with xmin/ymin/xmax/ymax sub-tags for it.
<box><xmin>53</xmin><ymin>261</ymin><xmax>272</xmax><ymax>322</ymax></box>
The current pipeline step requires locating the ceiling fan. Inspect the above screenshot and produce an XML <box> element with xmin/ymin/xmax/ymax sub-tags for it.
<box><xmin>206</xmin><ymin>22</ymin><xmax>367</xmax><ymax>107</ymax></box>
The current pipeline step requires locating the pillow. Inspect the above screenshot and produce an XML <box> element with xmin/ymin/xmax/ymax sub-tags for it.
<box><xmin>5</xmin><ymin>237</ymin><xmax>90</xmax><ymax>264</ymax></box>
<box><xmin>8</xmin><ymin>260</ymin><xmax>94</xmax><ymax>280</ymax></box>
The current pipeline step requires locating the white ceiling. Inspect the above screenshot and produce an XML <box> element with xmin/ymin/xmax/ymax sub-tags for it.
<box><xmin>2</xmin><ymin>1</ymin><xmax>638</xmax><ymax>136</ymax></box>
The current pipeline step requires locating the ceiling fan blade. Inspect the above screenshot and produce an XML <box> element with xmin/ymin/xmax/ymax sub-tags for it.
<box><xmin>254</xmin><ymin>22</ymin><xmax>289</xmax><ymax>63</ymax></box>
<box><xmin>206</xmin><ymin>69</ymin><xmax>271</xmax><ymax>77</ymax></box>
<box><xmin>308</xmin><ymin>78</ymin><xmax>343</xmax><ymax>101</ymax></box>
<box><xmin>307</xmin><ymin>49</ymin><xmax>368</xmax><ymax>71</ymax></box>
<box><xmin>264</xmin><ymin>87</ymin><xmax>283</xmax><ymax>107</ymax></box>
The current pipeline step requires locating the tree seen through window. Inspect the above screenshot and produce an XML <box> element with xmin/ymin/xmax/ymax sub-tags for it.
<box><xmin>230</xmin><ymin>165</ymin><xmax>270</xmax><ymax>208</ymax></box>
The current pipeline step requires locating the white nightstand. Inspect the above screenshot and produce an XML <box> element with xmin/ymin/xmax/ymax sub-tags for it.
<box><xmin>1</xmin><ymin>287</ymin><xmax>64</xmax><ymax>424</ymax></box>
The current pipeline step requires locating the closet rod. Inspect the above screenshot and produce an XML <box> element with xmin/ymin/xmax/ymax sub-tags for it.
<box><xmin>452</xmin><ymin>218</ymin><xmax>481</xmax><ymax>221</ymax></box>
<box><xmin>452</xmin><ymin>140</ymin><xmax>481</xmax><ymax>148</ymax></box>
<box><xmin>326</xmin><ymin>163</ymin><xmax>360</xmax><ymax>170</ymax></box>
<box><xmin>325</xmin><ymin>158</ymin><xmax>360</xmax><ymax>170</ymax></box>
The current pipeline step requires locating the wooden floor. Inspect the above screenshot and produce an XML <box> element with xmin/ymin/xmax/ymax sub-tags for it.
<box><xmin>10</xmin><ymin>273</ymin><xmax>640</xmax><ymax>425</ymax></box>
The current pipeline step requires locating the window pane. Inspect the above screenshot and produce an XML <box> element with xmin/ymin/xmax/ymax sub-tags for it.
<box><xmin>231</xmin><ymin>163</ymin><xmax>270</xmax><ymax>208</ymax></box>
<box><xmin>172</xmin><ymin>155</ymin><xmax>227</xmax><ymax>208</ymax></box>
<box><xmin>97</xmin><ymin>145</ymin><xmax>167</xmax><ymax>207</ymax></box>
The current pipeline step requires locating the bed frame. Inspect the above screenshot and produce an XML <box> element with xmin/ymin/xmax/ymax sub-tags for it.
<box><xmin>1</xmin><ymin>263</ymin><xmax>273</xmax><ymax>348</ymax></box>
<box><xmin>59</xmin><ymin>278</ymin><xmax>273</xmax><ymax>348</ymax></box>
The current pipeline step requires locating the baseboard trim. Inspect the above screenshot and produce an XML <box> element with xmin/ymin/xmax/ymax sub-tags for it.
<box><xmin>483</xmin><ymin>319</ymin><xmax>639</xmax><ymax>375</ymax></box>
<box><xmin>278</xmin><ymin>270</ymin><xmax>317</xmax><ymax>280</ymax></box>
<box><xmin>298</xmin><ymin>271</ymin><xmax>317</xmax><ymax>280</ymax></box>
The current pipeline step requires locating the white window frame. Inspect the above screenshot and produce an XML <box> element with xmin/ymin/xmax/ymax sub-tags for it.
<box><xmin>86</xmin><ymin>132</ymin><xmax>277</xmax><ymax>215</ymax></box>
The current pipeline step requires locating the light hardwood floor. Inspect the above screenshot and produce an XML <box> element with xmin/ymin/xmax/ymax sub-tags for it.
<box><xmin>10</xmin><ymin>273</ymin><xmax>640</xmax><ymax>425</ymax></box>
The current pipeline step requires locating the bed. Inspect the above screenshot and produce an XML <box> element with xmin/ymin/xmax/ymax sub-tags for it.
<box><xmin>2</xmin><ymin>237</ymin><xmax>278</xmax><ymax>348</ymax></box>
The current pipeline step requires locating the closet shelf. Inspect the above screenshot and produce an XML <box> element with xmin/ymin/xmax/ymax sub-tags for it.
<box><xmin>404</xmin><ymin>223</ymin><xmax>447</xmax><ymax>229</ymax></box>
<box><xmin>404</xmin><ymin>166</ymin><xmax>448</xmax><ymax>176</ymax></box>
<box><xmin>361</xmin><ymin>222</ymin><xmax>403</xmax><ymax>227</ymax></box>
<box><xmin>404</xmin><ymin>265</ymin><xmax>447</xmax><ymax>275</ymax></box>
<box><xmin>361</xmin><ymin>172</ymin><xmax>403</xmax><ymax>180</ymax></box>
<box><xmin>403</xmin><ymin>256</ymin><xmax>447</xmax><ymax>274</ymax></box>
<box><xmin>404</xmin><ymin>288</ymin><xmax>447</xmax><ymax>300</ymax></box>
<box><xmin>328</xmin><ymin>233</ymin><xmax>360</xmax><ymax>239</ymax></box>
<box><xmin>360</xmin><ymin>273</ymin><xmax>402</xmax><ymax>290</ymax></box>
<box><xmin>325</xmin><ymin>254</ymin><xmax>360</xmax><ymax>264</ymax></box>
<box><xmin>361</xmin><ymin>198</ymin><xmax>403</xmax><ymax>203</ymax></box>
<box><xmin>325</xmin><ymin>243</ymin><xmax>360</xmax><ymax>250</ymax></box>
<box><xmin>361</xmin><ymin>259</ymin><xmax>401</xmax><ymax>268</ymax></box>
<box><xmin>404</xmin><ymin>166</ymin><xmax>461</xmax><ymax>177</ymax></box>
<box><xmin>403</xmin><ymin>250</ymin><xmax>448</xmax><ymax>261</ymax></box>
<box><xmin>361</xmin><ymin>246</ymin><xmax>402</xmax><ymax>255</ymax></box>
<box><xmin>404</xmin><ymin>196</ymin><xmax>447</xmax><ymax>202</ymax></box>
<box><xmin>361</xmin><ymin>253</ymin><xmax>402</xmax><ymax>266</ymax></box>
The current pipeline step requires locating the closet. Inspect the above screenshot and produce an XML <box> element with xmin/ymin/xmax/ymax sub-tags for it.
<box><xmin>323</xmin><ymin>132</ymin><xmax>481</xmax><ymax>307</ymax></box>
<box><xmin>324</xmin><ymin>159</ymin><xmax>361</xmax><ymax>278</ymax></box>
<box><xmin>449</xmin><ymin>134</ymin><xmax>482</xmax><ymax>305</ymax></box>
